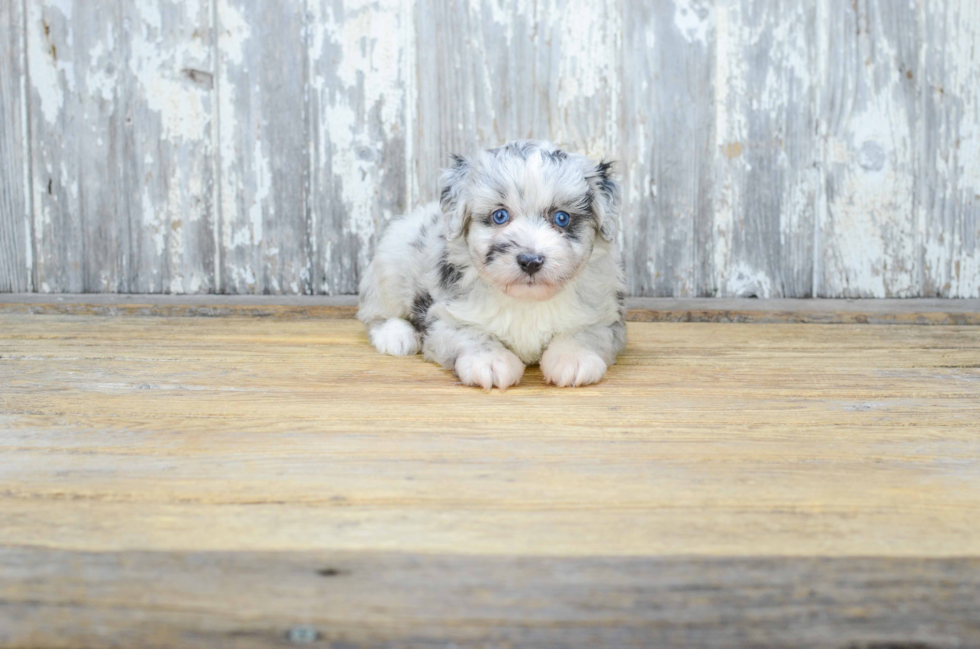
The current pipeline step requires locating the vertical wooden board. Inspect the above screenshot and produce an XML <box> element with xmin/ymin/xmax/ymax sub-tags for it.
<box><xmin>26</xmin><ymin>0</ymin><xmax>216</xmax><ymax>294</ymax></box>
<box><xmin>713</xmin><ymin>1</ymin><xmax>819</xmax><ymax>298</ymax></box>
<box><xmin>28</xmin><ymin>0</ymin><xmax>122</xmax><ymax>293</ymax></box>
<box><xmin>307</xmin><ymin>0</ymin><xmax>412</xmax><ymax>295</ymax></box>
<box><xmin>122</xmin><ymin>0</ymin><xmax>217</xmax><ymax>294</ymax></box>
<box><xmin>919</xmin><ymin>0</ymin><xmax>980</xmax><ymax>298</ymax></box>
<box><xmin>26</xmin><ymin>0</ymin><xmax>83</xmax><ymax>292</ymax></box>
<box><xmin>816</xmin><ymin>0</ymin><xmax>920</xmax><ymax>297</ymax></box>
<box><xmin>0</xmin><ymin>0</ymin><xmax>32</xmax><ymax>292</ymax></box>
<box><xmin>216</xmin><ymin>0</ymin><xmax>308</xmax><ymax>294</ymax></box>
<box><xmin>621</xmin><ymin>0</ymin><xmax>716</xmax><ymax>296</ymax></box>
<box><xmin>412</xmin><ymin>0</ymin><xmax>621</xmax><ymax>204</ymax></box>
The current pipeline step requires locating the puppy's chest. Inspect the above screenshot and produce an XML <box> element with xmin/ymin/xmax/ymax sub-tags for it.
<box><xmin>445</xmin><ymin>291</ymin><xmax>591</xmax><ymax>364</ymax></box>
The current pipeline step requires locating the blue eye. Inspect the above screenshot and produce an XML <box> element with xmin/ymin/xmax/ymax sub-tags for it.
<box><xmin>553</xmin><ymin>211</ymin><xmax>570</xmax><ymax>227</ymax></box>
<box><xmin>492</xmin><ymin>209</ymin><xmax>510</xmax><ymax>225</ymax></box>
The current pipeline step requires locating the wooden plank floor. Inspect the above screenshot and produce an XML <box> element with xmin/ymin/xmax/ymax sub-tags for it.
<box><xmin>1</xmin><ymin>311</ymin><xmax>979</xmax><ymax>647</ymax></box>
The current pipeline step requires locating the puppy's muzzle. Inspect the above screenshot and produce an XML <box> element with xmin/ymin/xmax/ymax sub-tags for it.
<box><xmin>517</xmin><ymin>253</ymin><xmax>545</xmax><ymax>276</ymax></box>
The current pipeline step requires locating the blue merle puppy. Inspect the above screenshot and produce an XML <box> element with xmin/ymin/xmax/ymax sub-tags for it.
<box><xmin>357</xmin><ymin>140</ymin><xmax>626</xmax><ymax>390</ymax></box>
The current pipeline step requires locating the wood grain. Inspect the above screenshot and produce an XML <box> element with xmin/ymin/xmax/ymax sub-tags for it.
<box><xmin>919</xmin><ymin>1</ymin><xmax>980</xmax><ymax>298</ymax></box>
<box><xmin>3</xmin><ymin>548</ymin><xmax>978</xmax><ymax>648</ymax></box>
<box><xmin>2</xmin><ymin>294</ymin><xmax>980</xmax><ymax>324</ymax></box>
<box><xmin>2</xmin><ymin>0</ymin><xmax>980</xmax><ymax>298</ymax></box>
<box><xmin>0</xmin><ymin>0</ymin><xmax>32</xmax><ymax>293</ymax></box>
<box><xmin>216</xmin><ymin>0</ymin><xmax>309</xmax><ymax>295</ymax></box>
<box><xmin>2</xmin><ymin>315</ymin><xmax>979</xmax><ymax>558</ymax></box>
<box><xmin>817</xmin><ymin>0</ymin><xmax>920</xmax><ymax>297</ymax></box>
<box><xmin>1</xmin><ymin>314</ymin><xmax>979</xmax><ymax>646</ymax></box>
<box><xmin>307</xmin><ymin>0</ymin><xmax>412</xmax><ymax>295</ymax></box>
<box><xmin>414</xmin><ymin>0</ymin><xmax>620</xmax><ymax>201</ymax></box>
<box><xmin>713</xmin><ymin>0</ymin><xmax>819</xmax><ymax>298</ymax></box>
<box><xmin>26</xmin><ymin>0</ymin><xmax>217</xmax><ymax>293</ymax></box>
<box><xmin>621</xmin><ymin>1</ymin><xmax>715</xmax><ymax>297</ymax></box>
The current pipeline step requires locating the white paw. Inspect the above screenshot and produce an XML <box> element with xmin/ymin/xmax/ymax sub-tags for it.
<box><xmin>540</xmin><ymin>342</ymin><xmax>607</xmax><ymax>387</ymax></box>
<box><xmin>455</xmin><ymin>348</ymin><xmax>525</xmax><ymax>391</ymax></box>
<box><xmin>370</xmin><ymin>318</ymin><xmax>420</xmax><ymax>356</ymax></box>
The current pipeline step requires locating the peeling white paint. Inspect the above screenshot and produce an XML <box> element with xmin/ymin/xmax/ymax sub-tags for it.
<box><xmin>28</xmin><ymin>2</ymin><xmax>75</xmax><ymax>125</ymax></box>
<box><xmin>726</xmin><ymin>262</ymin><xmax>774</xmax><ymax>299</ymax></box>
<box><xmin>141</xmin><ymin>186</ymin><xmax>165</xmax><ymax>257</ymax></box>
<box><xmin>555</xmin><ymin>0</ymin><xmax>610</xmax><ymax>100</ymax></box>
<box><xmin>129</xmin><ymin>0</ymin><xmax>210</xmax><ymax>142</ymax></box>
<box><xmin>551</xmin><ymin>0</ymin><xmax>620</xmax><ymax>158</ymax></box>
<box><xmin>402</xmin><ymin>0</ymin><xmax>418</xmax><ymax>211</ymax></box>
<box><xmin>921</xmin><ymin>2</ymin><xmax>980</xmax><ymax>297</ymax></box>
<box><xmin>824</xmin><ymin>53</ymin><xmax>917</xmax><ymax>297</ymax></box>
<box><xmin>217</xmin><ymin>0</ymin><xmax>249</xmax><ymax>256</ymax></box>
<box><xmin>471</xmin><ymin>0</ymin><xmax>509</xmax><ymax>33</ymax></box>
<box><xmin>319</xmin><ymin>1</ymin><xmax>403</xmax><ymax>135</ymax></box>
<box><xmin>713</xmin><ymin>1</ymin><xmax>818</xmax><ymax>298</ymax></box>
<box><xmin>84</xmin><ymin>26</ymin><xmax>115</xmax><ymax>103</ymax></box>
<box><xmin>621</xmin><ymin>10</ymin><xmax>652</xmax><ymax>293</ymax></box>
<box><xmin>673</xmin><ymin>0</ymin><xmax>711</xmax><ymax>45</ymax></box>
<box><xmin>249</xmin><ymin>131</ymin><xmax>269</xmax><ymax>246</ymax></box>
<box><xmin>15</xmin><ymin>3</ymin><xmax>34</xmax><ymax>290</ymax></box>
<box><xmin>311</xmin><ymin>0</ymin><xmax>408</xmax><ymax>289</ymax></box>
<box><xmin>8</xmin><ymin>0</ymin><xmax>980</xmax><ymax>297</ymax></box>
<box><xmin>712</xmin><ymin>3</ymin><xmax>736</xmax><ymax>291</ymax></box>
<box><xmin>218</xmin><ymin>0</ymin><xmax>250</xmax><ymax>65</ymax></box>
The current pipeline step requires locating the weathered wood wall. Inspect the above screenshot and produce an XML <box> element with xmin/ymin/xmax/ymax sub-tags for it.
<box><xmin>1</xmin><ymin>0</ymin><xmax>978</xmax><ymax>297</ymax></box>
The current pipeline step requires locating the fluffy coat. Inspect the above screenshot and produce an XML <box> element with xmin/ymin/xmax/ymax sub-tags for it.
<box><xmin>358</xmin><ymin>140</ymin><xmax>626</xmax><ymax>389</ymax></box>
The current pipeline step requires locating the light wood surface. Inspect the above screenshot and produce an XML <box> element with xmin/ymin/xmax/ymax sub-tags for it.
<box><xmin>6</xmin><ymin>548</ymin><xmax>980</xmax><ymax>649</ymax></box>
<box><xmin>1</xmin><ymin>313</ymin><xmax>979</xmax><ymax>646</ymax></box>
<box><xmin>4</xmin><ymin>1</ymin><xmax>980</xmax><ymax>297</ymax></box>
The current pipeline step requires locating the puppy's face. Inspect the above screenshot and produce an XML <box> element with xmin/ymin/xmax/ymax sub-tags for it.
<box><xmin>441</xmin><ymin>141</ymin><xmax>621</xmax><ymax>301</ymax></box>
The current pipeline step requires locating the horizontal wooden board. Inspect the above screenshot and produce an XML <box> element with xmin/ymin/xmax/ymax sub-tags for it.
<box><xmin>0</xmin><ymin>295</ymin><xmax>979</xmax><ymax>324</ymax></box>
<box><xmin>2</xmin><ymin>547</ymin><xmax>979</xmax><ymax>648</ymax></box>
<box><xmin>2</xmin><ymin>315</ymin><xmax>979</xmax><ymax>558</ymax></box>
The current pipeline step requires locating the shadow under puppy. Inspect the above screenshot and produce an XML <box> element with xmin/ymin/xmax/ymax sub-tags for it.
<box><xmin>358</xmin><ymin>140</ymin><xmax>626</xmax><ymax>390</ymax></box>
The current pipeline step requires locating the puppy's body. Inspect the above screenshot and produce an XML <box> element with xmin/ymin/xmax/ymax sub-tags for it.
<box><xmin>358</xmin><ymin>140</ymin><xmax>626</xmax><ymax>389</ymax></box>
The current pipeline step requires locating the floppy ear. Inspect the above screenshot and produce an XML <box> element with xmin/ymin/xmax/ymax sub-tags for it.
<box><xmin>587</xmin><ymin>160</ymin><xmax>621</xmax><ymax>242</ymax></box>
<box><xmin>439</xmin><ymin>154</ymin><xmax>471</xmax><ymax>239</ymax></box>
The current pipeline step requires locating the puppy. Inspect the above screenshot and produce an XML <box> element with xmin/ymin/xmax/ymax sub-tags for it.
<box><xmin>358</xmin><ymin>140</ymin><xmax>626</xmax><ymax>389</ymax></box>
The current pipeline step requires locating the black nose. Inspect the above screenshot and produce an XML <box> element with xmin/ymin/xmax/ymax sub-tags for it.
<box><xmin>517</xmin><ymin>253</ymin><xmax>545</xmax><ymax>276</ymax></box>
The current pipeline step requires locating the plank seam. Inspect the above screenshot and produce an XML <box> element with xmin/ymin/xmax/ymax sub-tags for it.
<box><xmin>303</xmin><ymin>0</ymin><xmax>314</xmax><ymax>295</ymax></box>
<box><xmin>404</xmin><ymin>0</ymin><xmax>417</xmax><ymax>215</ymax></box>
<box><xmin>813</xmin><ymin>0</ymin><xmax>827</xmax><ymax>299</ymax></box>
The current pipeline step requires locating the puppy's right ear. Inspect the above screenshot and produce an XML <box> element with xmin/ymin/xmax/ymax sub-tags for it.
<box><xmin>440</xmin><ymin>154</ymin><xmax>470</xmax><ymax>239</ymax></box>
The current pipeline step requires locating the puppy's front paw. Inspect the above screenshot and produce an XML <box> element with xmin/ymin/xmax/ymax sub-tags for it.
<box><xmin>455</xmin><ymin>349</ymin><xmax>525</xmax><ymax>391</ymax></box>
<box><xmin>370</xmin><ymin>318</ymin><xmax>420</xmax><ymax>356</ymax></box>
<box><xmin>540</xmin><ymin>342</ymin><xmax>607</xmax><ymax>387</ymax></box>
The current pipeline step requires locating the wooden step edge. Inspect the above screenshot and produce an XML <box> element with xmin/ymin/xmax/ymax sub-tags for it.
<box><xmin>1</xmin><ymin>294</ymin><xmax>978</xmax><ymax>324</ymax></box>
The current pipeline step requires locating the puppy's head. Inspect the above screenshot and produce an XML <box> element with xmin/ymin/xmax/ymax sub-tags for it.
<box><xmin>440</xmin><ymin>140</ymin><xmax>620</xmax><ymax>301</ymax></box>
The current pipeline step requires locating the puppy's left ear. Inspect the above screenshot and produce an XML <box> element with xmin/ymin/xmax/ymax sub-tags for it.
<box><xmin>587</xmin><ymin>160</ymin><xmax>621</xmax><ymax>242</ymax></box>
<box><xmin>439</xmin><ymin>154</ymin><xmax>471</xmax><ymax>239</ymax></box>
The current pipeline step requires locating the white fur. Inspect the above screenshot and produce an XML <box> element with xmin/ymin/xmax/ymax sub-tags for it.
<box><xmin>455</xmin><ymin>347</ymin><xmax>525</xmax><ymax>391</ymax></box>
<box><xmin>445</xmin><ymin>267</ymin><xmax>608</xmax><ymax>364</ymax></box>
<box><xmin>369</xmin><ymin>318</ymin><xmax>420</xmax><ymax>356</ymax></box>
<box><xmin>358</xmin><ymin>140</ymin><xmax>626</xmax><ymax>390</ymax></box>
<box><xmin>540</xmin><ymin>338</ymin><xmax>608</xmax><ymax>387</ymax></box>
